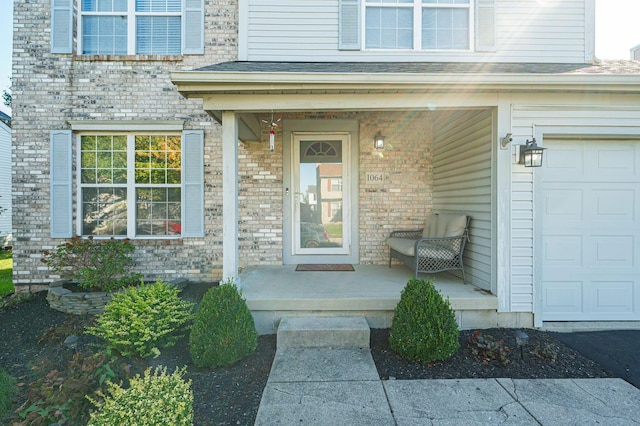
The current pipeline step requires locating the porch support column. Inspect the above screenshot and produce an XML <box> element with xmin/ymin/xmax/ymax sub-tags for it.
<box><xmin>496</xmin><ymin>96</ymin><xmax>512</xmax><ymax>315</ymax></box>
<box><xmin>222</xmin><ymin>111</ymin><xmax>239</xmax><ymax>284</ymax></box>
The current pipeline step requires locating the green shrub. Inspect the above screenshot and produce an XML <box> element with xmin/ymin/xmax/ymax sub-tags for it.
<box><xmin>41</xmin><ymin>236</ymin><xmax>142</xmax><ymax>291</ymax></box>
<box><xmin>88</xmin><ymin>281</ymin><xmax>194</xmax><ymax>358</ymax></box>
<box><xmin>0</xmin><ymin>368</ymin><xmax>16</xmax><ymax>419</ymax></box>
<box><xmin>17</xmin><ymin>347</ymin><xmax>123</xmax><ymax>425</ymax></box>
<box><xmin>88</xmin><ymin>366</ymin><xmax>193</xmax><ymax>426</ymax></box>
<box><xmin>190</xmin><ymin>281</ymin><xmax>258</xmax><ymax>368</ymax></box>
<box><xmin>468</xmin><ymin>330</ymin><xmax>511</xmax><ymax>366</ymax></box>
<box><xmin>389</xmin><ymin>277</ymin><xmax>460</xmax><ymax>362</ymax></box>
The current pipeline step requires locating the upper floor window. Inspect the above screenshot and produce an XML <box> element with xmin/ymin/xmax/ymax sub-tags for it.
<box><xmin>80</xmin><ymin>0</ymin><xmax>181</xmax><ymax>55</ymax></box>
<box><xmin>364</xmin><ymin>0</ymin><xmax>470</xmax><ymax>50</ymax></box>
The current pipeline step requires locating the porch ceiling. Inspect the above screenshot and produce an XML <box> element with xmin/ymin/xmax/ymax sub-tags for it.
<box><xmin>172</xmin><ymin>61</ymin><xmax>640</xmax><ymax>140</ymax></box>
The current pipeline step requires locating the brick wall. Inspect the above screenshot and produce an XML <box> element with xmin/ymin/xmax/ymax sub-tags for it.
<box><xmin>237</xmin><ymin>111</ymin><xmax>433</xmax><ymax>269</ymax></box>
<box><xmin>12</xmin><ymin>1</ymin><xmax>433</xmax><ymax>286</ymax></box>
<box><xmin>11</xmin><ymin>0</ymin><xmax>238</xmax><ymax>285</ymax></box>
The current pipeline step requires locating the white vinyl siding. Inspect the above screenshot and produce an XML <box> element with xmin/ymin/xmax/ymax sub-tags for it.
<box><xmin>432</xmin><ymin>109</ymin><xmax>493</xmax><ymax>290</ymax></box>
<box><xmin>510</xmin><ymin>103</ymin><xmax>640</xmax><ymax>316</ymax></box>
<box><xmin>494</xmin><ymin>0</ymin><xmax>586</xmax><ymax>62</ymax></box>
<box><xmin>0</xmin><ymin>122</ymin><xmax>11</xmax><ymax>241</ymax></box>
<box><xmin>244</xmin><ymin>0</ymin><xmax>587</xmax><ymax>63</ymax></box>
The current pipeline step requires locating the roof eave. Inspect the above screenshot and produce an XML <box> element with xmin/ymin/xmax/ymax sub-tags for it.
<box><xmin>171</xmin><ymin>71</ymin><xmax>640</xmax><ymax>96</ymax></box>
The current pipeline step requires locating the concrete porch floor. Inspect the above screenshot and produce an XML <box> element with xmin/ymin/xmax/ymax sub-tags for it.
<box><xmin>240</xmin><ymin>265</ymin><xmax>501</xmax><ymax>334</ymax></box>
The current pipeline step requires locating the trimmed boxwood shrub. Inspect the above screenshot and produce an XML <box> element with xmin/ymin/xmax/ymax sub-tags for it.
<box><xmin>189</xmin><ymin>281</ymin><xmax>258</xmax><ymax>368</ymax></box>
<box><xmin>87</xmin><ymin>281</ymin><xmax>194</xmax><ymax>358</ymax></box>
<box><xmin>389</xmin><ymin>277</ymin><xmax>460</xmax><ymax>362</ymax></box>
<box><xmin>88</xmin><ymin>366</ymin><xmax>192</xmax><ymax>426</ymax></box>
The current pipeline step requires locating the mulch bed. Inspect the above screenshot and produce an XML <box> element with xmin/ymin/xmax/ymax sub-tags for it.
<box><xmin>0</xmin><ymin>291</ymin><xmax>613</xmax><ymax>425</ymax></box>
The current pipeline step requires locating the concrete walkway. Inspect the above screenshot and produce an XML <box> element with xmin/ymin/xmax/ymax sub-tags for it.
<box><xmin>255</xmin><ymin>347</ymin><xmax>640</xmax><ymax>425</ymax></box>
<box><xmin>255</xmin><ymin>316</ymin><xmax>640</xmax><ymax>425</ymax></box>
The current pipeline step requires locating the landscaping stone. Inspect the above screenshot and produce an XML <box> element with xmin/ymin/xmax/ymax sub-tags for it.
<box><xmin>46</xmin><ymin>280</ymin><xmax>115</xmax><ymax>315</ymax></box>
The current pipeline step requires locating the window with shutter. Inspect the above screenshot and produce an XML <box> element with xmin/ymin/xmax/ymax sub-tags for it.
<box><xmin>74</xmin><ymin>0</ymin><xmax>204</xmax><ymax>55</ymax></box>
<box><xmin>70</xmin><ymin>131</ymin><xmax>204</xmax><ymax>238</ymax></box>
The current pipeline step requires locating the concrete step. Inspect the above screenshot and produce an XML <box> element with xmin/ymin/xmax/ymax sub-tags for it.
<box><xmin>277</xmin><ymin>316</ymin><xmax>370</xmax><ymax>350</ymax></box>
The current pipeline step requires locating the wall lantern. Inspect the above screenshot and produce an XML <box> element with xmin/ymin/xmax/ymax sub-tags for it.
<box><xmin>519</xmin><ymin>138</ymin><xmax>546</xmax><ymax>167</ymax></box>
<box><xmin>374</xmin><ymin>132</ymin><xmax>385</xmax><ymax>150</ymax></box>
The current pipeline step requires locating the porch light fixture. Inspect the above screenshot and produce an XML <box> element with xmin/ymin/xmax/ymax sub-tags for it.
<box><xmin>374</xmin><ymin>132</ymin><xmax>385</xmax><ymax>150</ymax></box>
<box><xmin>519</xmin><ymin>138</ymin><xmax>546</xmax><ymax>167</ymax></box>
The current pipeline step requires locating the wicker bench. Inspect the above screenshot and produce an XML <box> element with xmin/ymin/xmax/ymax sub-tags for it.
<box><xmin>387</xmin><ymin>213</ymin><xmax>471</xmax><ymax>283</ymax></box>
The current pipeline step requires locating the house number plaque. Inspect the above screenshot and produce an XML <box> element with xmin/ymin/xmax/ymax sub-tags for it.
<box><xmin>366</xmin><ymin>172</ymin><xmax>385</xmax><ymax>184</ymax></box>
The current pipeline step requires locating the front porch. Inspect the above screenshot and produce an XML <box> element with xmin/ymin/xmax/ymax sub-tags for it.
<box><xmin>240</xmin><ymin>265</ymin><xmax>505</xmax><ymax>335</ymax></box>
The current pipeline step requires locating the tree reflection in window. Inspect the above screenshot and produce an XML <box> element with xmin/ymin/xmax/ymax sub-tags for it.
<box><xmin>135</xmin><ymin>135</ymin><xmax>181</xmax><ymax>184</ymax></box>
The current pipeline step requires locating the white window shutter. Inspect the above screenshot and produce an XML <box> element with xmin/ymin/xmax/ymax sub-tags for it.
<box><xmin>476</xmin><ymin>0</ymin><xmax>496</xmax><ymax>52</ymax></box>
<box><xmin>339</xmin><ymin>0</ymin><xmax>361</xmax><ymax>50</ymax></box>
<box><xmin>182</xmin><ymin>0</ymin><xmax>204</xmax><ymax>54</ymax></box>
<box><xmin>51</xmin><ymin>0</ymin><xmax>73</xmax><ymax>53</ymax></box>
<box><xmin>182</xmin><ymin>130</ymin><xmax>205</xmax><ymax>237</ymax></box>
<box><xmin>50</xmin><ymin>130</ymin><xmax>73</xmax><ymax>238</ymax></box>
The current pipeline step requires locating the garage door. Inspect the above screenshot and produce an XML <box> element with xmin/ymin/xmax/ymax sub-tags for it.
<box><xmin>540</xmin><ymin>139</ymin><xmax>640</xmax><ymax>321</ymax></box>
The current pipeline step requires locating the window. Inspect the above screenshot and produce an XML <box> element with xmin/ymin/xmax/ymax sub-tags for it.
<box><xmin>51</xmin><ymin>128</ymin><xmax>203</xmax><ymax>239</ymax></box>
<box><xmin>79</xmin><ymin>134</ymin><xmax>182</xmax><ymax>237</ymax></box>
<box><xmin>80</xmin><ymin>0</ymin><xmax>182</xmax><ymax>54</ymax></box>
<box><xmin>331</xmin><ymin>178</ymin><xmax>343</xmax><ymax>192</ymax></box>
<box><xmin>364</xmin><ymin>0</ymin><xmax>471</xmax><ymax>50</ymax></box>
<box><xmin>51</xmin><ymin>0</ymin><xmax>203</xmax><ymax>54</ymax></box>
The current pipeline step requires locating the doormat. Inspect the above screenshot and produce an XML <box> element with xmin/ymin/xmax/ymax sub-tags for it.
<box><xmin>296</xmin><ymin>264</ymin><xmax>355</xmax><ymax>272</ymax></box>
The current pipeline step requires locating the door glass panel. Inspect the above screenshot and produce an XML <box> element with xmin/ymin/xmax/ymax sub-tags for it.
<box><xmin>298</xmin><ymin>140</ymin><xmax>344</xmax><ymax>250</ymax></box>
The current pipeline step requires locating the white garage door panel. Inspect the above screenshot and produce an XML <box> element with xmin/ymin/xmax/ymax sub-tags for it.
<box><xmin>543</xmin><ymin>282</ymin><xmax>583</xmax><ymax>314</ymax></box>
<box><xmin>540</xmin><ymin>139</ymin><xmax>640</xmax><ymax>321</ymax></box>
<box><xmin>543</xmin><ymin>188</ymin><xmax>583</xmax><ymax>219</ymax></box>
<box><xmin>591</xmin><ymin>235</ymin><xmax>634</xmax><ymax>267</ymax></box>
<box><xmin>543</xmin><ymin>278</ymin><xmax>639</xmax><ymax>320</ymax></box>
<box><xmin>543</xmin><ymin>235</ymin><xmax>582</xmax><ymax>266</ymax></box>
<box><xmin>592</xmin><ymin>280</ymin><xmax>636</xmax><ymax>314</ymax></box>
<box><xmin>592</xmin><ymin>189</ymin><xmax>635</xmax><ymax>219</ymax></box>
<box><xmin>589</xmin><ymin>145</ymin><xmax>636</xmax><ymax>177</ymax></box>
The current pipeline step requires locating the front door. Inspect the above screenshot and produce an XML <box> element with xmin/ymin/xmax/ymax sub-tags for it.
<box><xmin>292</xmin><ymin>133</ymin><xmax>351</xmax><ymax>255</ymax></box>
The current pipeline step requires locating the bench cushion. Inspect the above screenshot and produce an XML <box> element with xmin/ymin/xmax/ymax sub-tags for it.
<box><xmin>422</xmin><ymin>213</ymin><xmax>467</xmax><ymax>238</ymax></box>
<box><xmin>387</xmin><ymin>237</ymin><xmax>416</xmax><ymax>256</ymax></box>
<box><xmin>387</xmin><ymin>238</ymin><xmax>458</xmax><ymax>260</ymax></box>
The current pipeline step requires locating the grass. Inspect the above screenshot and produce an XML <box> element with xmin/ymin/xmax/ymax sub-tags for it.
<box><xmin>0</xmin><ymin>250</ymin><xmax>13</xmax><ymax>296</ymax></box>
<box><xmin>323</xmin><ymin>223</ymin><xmax>343</xmax><ymax>239</ymax></box>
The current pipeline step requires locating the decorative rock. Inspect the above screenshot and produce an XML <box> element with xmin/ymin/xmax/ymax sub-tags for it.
<box><xmin>47</xmin><ymin>281</ymin><xmax>116</xmax><ymax>315</ymax></box>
